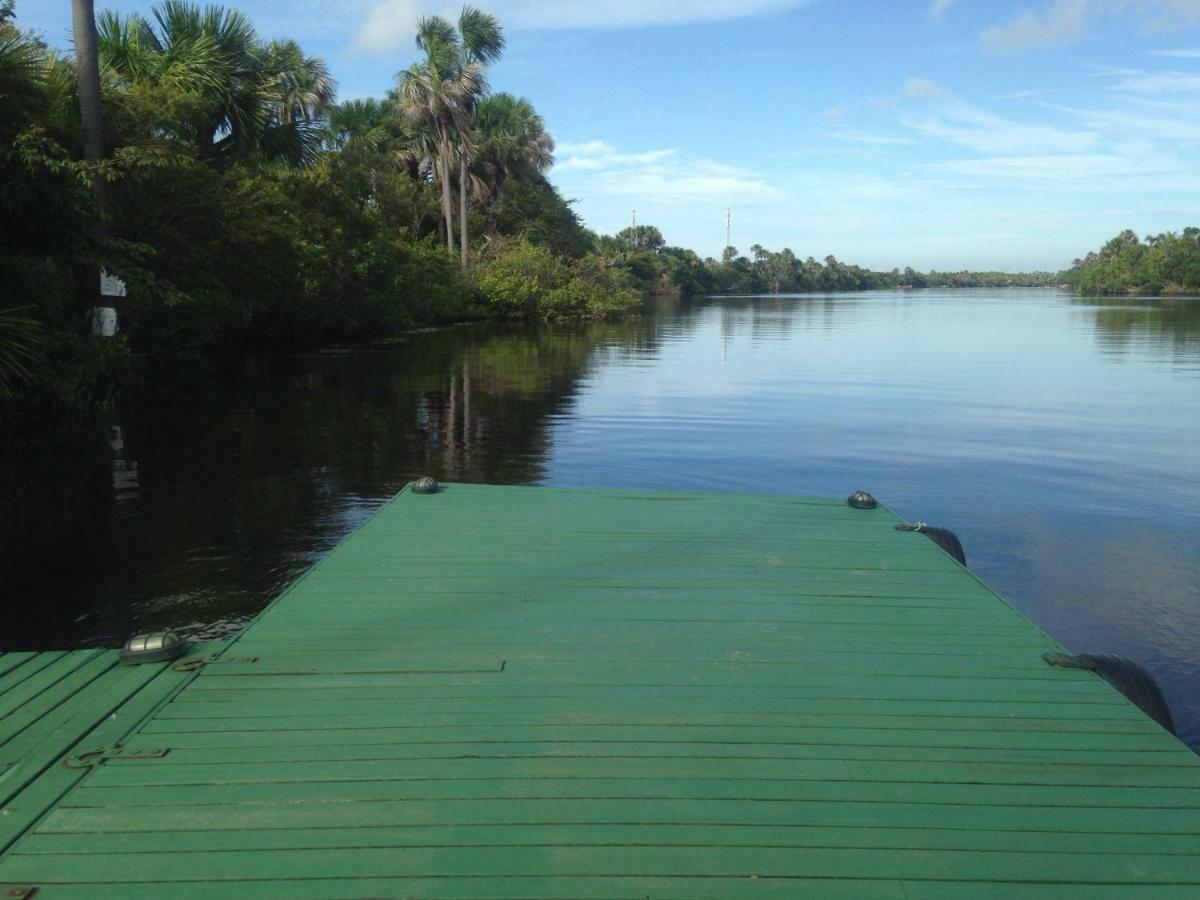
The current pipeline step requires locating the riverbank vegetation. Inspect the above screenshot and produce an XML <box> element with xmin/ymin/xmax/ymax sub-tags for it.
<box><xmin>1</xmin><ymin>1</ymin><xmax>1192</xmax><ymax>417</ymax></box>
<box><xmin>1062</xmin><ymin>228</ymin><xmax>1200</xmax><ymax>295</ymax></box>
<box><xmin>0</xmin><ymin>1</ymin><xmax>638</xmax><ymax>414</ymax></box>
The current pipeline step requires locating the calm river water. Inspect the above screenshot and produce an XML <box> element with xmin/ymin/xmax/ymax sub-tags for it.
<box><xmin>4</xmin><ymin>289</ymin><xmax>1199</xmax><ymax>746</ymax></box>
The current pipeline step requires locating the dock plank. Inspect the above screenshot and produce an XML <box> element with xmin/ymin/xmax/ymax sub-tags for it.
<box><xmin>1</xmin><ymin>483</ymin><xmax>1198</xmax><ymax>897</ymax></box>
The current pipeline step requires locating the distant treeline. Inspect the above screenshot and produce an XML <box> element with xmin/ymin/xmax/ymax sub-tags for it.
<box><xmin>696</xmin><ymin>244</ymin><xmax>1058</xmax><ymax>294</ymax></box>
<box><xmin>1061</xmin><ymin>228</ymin><xmax>1200</xmax><ymax>295</ymax></box>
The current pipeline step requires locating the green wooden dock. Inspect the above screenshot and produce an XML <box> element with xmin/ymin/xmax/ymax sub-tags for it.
<box><xmin>2</xmin><ymin>483</ymin><xmax>1199</xmax><ymax>897</ymax></box>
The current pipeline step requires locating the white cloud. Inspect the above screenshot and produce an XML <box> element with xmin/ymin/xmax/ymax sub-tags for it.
<box><xmin>982</xmin><ymin>0</ymin><xmax>1093</xmax><ymax>55</ymax></box>
<box><xmin>982</xmin><ymin>0</ymin><xmax>1200</xmax><ymax>55</ymax></box>
<box><xmin>1107</xmin><ymin>69</ymin><xmax>1200</xmax><ymax>92</ymax></box>
<box><xmin>929</xmin><ymin>0</ymin><xmax>959</xmax><ymax>20</ymax></box>
<box><xmin>1057</xmin><ymin>97</ymin><xmax>1200</xmax><ymax>140</ymax></box>
<box><xmin>824</xmin><ymin>128</ymin><xmax>918</xmax><ymax>146</ymax></box>
<box><xmin>555</xmin><ymin>143</ymin><xmax>680</xmax><ymax>172</ymax></box>
<box><xmin>901</xmin><ymin>83</ymin><xmax>1098</xmax><ymax>153</ymax></box>
<box><xmin>902</xmin><ymin>77</ymin><xmax>948</xmax><ymax>100</ymax></box>
<box><xmin>993</xmin><ymin>88</ymin><xmax>1054</xmax><ymax>100</ymax></box>
<box><xmin>1151</xmin><ymin>46</ymin><xmax>1200</xmax><ymax>56</ymax></box>
<box><xmin>552</xmin><ymin>139</ymin><xmax>782</xmax><ymax>209</ymax></box>
<box><xmin>354</xmin><ymin>0</ymin><xmax>816</xmax><ymax>54</ymax></box>
<box><xmin>889</xmin><ymin>77</ymin><xmax>1200</xmax><ymax>194</ymax></box>
<box><xmin>939</xmin><ymin>153</ymin><xmax>1160</xmax><ymax>181</ymax></box>
<box><xmin>556</xmin><ymin>140</ymin><xmax>614</xmax><ymax>156</ymax></box>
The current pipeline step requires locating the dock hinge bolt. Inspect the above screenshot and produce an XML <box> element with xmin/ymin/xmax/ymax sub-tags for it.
<box><xmin>63</xmin><ymin>747</ymin><xmax>170</xmax><ymax>769</ymax></box>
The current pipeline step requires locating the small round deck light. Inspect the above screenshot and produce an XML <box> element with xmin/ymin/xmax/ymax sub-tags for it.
<box><xmin>411</xmin><ymin>476</ymin><xmax>440</xmax><ymax>495</ymax></box>
<box><xmin>847</xmin><ymin>490</ymin><xmax>877</xmax><ymax>509</ymax></box>
<box><xmin>119</xmin><ymin>631</ymin><xmax>186</xmax><ymax>665</ymax></box>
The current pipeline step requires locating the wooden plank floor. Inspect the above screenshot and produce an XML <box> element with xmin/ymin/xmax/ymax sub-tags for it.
<box><xmin>2</xmin><ymin>483</ymin><xmax>1198</xmax><ymax>897</ymax></box>
<box><xmin>0</xmin><ymin>648</ymin><xmax>205</xmax><ymax>865</ymax></box>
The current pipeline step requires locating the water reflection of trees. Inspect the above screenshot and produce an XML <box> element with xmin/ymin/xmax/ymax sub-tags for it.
<box><xmin>1075</xmin><ymin>297</ymin><xmax>1200</xmax><ymax>356</ymax></box>
<box><xmin>0</xmin><ymin>318</ymin><xmax>663</xmax><ymax>649</ymax></box>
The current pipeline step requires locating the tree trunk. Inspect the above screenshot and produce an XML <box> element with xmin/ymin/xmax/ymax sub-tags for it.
<box><xmin>72</xmin><ymin>0</ymin><xmax>105</xmax><ymax>190</ymax></box>
<box><xmin>459</xmin><ymin>154</ymin><xmax>469</xmax><ymax>270</ymax></box>
<box><xmin>437</xmin><ymin>139</ymin><xmax>455</xmax><ymax>258</ymax></box>
<box><xmin>71</xmin><ymin>0</ymin><xmax>109</xmax><ymax>334</ymax></box>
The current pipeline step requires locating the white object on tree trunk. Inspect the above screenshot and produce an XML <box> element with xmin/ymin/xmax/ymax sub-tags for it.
<box><xmin>100</xmin><ymin>269</ymin><xmax>126</xmax><ymax>297</ymax></box>
<box><xmin>92</xmin><ymin>305</ymin><xmax>118</xmax><ymax>337</ymax></box>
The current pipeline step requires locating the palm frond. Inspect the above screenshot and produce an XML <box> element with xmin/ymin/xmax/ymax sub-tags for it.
<box><xmin>458</xmin><ymin>7</ymin><xmax>504</xmax><ymax>64</ymax></box>
<box><xmin>0</xmin><ymin>308</ymin><xmax>42</xmax><ymax>401</ymax></box>
<box><xmin>415</xmin><ymin>15</ymin><xmax>457</xmax><ymax>52</ymax></box>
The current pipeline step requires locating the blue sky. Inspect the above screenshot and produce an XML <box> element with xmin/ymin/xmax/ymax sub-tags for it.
<box><xmin>21</xmin><ymin>0</ymin><xmax>1200</xmax><ymax>270</ymax></box>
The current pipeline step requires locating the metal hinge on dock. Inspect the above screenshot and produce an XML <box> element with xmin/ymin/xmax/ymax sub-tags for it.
<box><xmin>172</xmin><ymin>653</ymin><xmax>259</xmax><ymax>672</ymax></box>
<box><xmin>63</xmin><ymin>746</ymin><xmax>169</xmax><ymax>769</ymax></box>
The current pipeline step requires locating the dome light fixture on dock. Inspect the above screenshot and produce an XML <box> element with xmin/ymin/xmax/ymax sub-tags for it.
<box><xmin>847</xmin><ymin>490</ymin><xmax>877</xmax><ymax>509</ymax></box>
<box><xmin>411</xmin><ymin>476</ymin><xmax>440</xmax><ymax>495</ymax></box>
<box><xmin>119</xmin><ymin>631</ymin><xmax>186</xmax><ymax>665</ymax></box>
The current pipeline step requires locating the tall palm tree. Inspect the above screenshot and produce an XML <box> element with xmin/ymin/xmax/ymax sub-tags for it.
<box><xmin>454</xmin><ymin>8</ymin><xmax>503</xmax><ymax>269</ymax></box>
<box><xmin>71</xmin><ymin>0</ymin><xmax>106</xmax><ymax>323</ymax></box>
<box><xmin>397</xmin><ymin>29</ymin><xmax>481</xmax><ymax>259</ymax></box>
<box><xmin>397</xmin><ymin>8</ymin><xmax>501</xmax><ymax>265</ymax></box>
<box><xmin>71</xmin><ymin>0</ymin><xmax>104</xmax><ymax>171</ymax></box>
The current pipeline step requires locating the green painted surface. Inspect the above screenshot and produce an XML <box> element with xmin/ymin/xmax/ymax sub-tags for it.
<box><xmin>2</xmin><ymin>483</ymin><xmax>1199</xmax><ymax>897</ymax></box>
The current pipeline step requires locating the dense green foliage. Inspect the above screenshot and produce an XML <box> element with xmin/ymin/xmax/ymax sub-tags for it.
<box><xmin>1063</xmin><ymin>228</ymin><xmax>1200</xmax><ymax>295</ymax></box>
<box><xmin>472</xmin><ymin>237</ymin><xmax>640</xmax><ymax>320</ymax></box>
<box><xmin>0</xmin><ymin>2</ymin><xmax>629</xmax><ymax>414</ymax></box>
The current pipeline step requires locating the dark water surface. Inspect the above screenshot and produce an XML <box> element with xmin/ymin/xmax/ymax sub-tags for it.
<box><xmin>4</xmin><ymin>289</ymin><xmax>1199</xmax><ymax>746</ymax></box>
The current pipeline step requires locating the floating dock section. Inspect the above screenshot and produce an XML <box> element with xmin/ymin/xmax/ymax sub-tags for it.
<box><xmin>1</xmin><ymin>483</ymin><xmax>1199</xmax><ymax>897</ymax></box>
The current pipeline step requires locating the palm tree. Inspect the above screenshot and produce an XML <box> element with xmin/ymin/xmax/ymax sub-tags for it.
<box><xmin>324</xmin><ymin>97</ymin><xmax>391</xmax><ymax>153</ymax></box>
<box><xmin>97</xmin><ymin>2</ymin><xmax>334</xmax><ymax>167</ymax></box>
<box><xmin>472</xmin><ymin>93</ymin><xmax>553</xmax><ymax>194</ymax></box>
<box><xmin>397</xmin><ymin>29</ymin><xmax>481</xmax><ymax>259</ymax></box>
<box><xmin>454</xmin><ymin>8</ymin><xmax>503</xmax><ymax>269</ymax></box>
<box><xmin>0</xmin><ymin>26</ymin><xmax>45</xmax><ymax>136</ymax></box>
<box><xmin>71</xmin><ymin>0</ymin><xmax>106</xmax><ymax>324</ymax></box>
<box><xmin>397</xmin><ymin>8</ymin><xmax>501</xmax><ymax>265</ymax></box>
<box><xmin>71</xmin><ymin>0</ymin><xmax>104</xmax><ymax>170</ymax></box>
<box><xmin>0</xmin><ymin>307</ymin><xmax>41</xmax><ymax>400</ymax></box>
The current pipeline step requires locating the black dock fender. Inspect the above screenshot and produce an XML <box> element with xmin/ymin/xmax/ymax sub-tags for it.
<box><xmin>1044</xmin><ymin>651</ymin><xmax>1176</xmax><ymax>735</ymax></box>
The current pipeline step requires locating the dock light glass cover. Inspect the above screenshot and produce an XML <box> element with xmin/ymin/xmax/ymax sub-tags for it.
<box><xmin>412</xmin><ymin>476</ymin><xmax>440</xmax><ymax>494</ymax></box>
<box><xmin>119</xmin><ymin>631</ymin><xmax>186</xmax><ymax>665</ymax></box>
<box><xmin>847</xmin><ymin>490</ymin><xmax>878</xmax><ymax>509</ymax></box>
